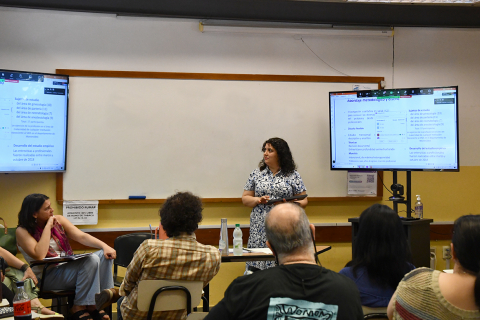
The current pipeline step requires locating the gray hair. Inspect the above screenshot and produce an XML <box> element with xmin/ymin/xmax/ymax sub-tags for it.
<box><xmin>265</xmin><ymin>203</ymin><xmax>313</xmax><ymax>258</ymax></box>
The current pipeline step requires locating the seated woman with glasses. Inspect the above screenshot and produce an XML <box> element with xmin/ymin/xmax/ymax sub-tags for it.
<box><xmin>339</xmin><ymin>204</ymin><xmax>415</xmax><ymax>308</ymax></box>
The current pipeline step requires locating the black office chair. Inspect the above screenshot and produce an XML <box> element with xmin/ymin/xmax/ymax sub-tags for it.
<box><xmin>364</xmin><ymin>314</ymin><xmax>388</xmax><ymax>319</ymax></box>
<box><xmin>113</xmin><ymin>233</ymin><xmax>152</xmax><ymax>287</ymax></box>
<box><xmin>362</xmin><ymin>306</ymin><xmax>388</xmax><ymax>319</ymax></box>
<box><xmin>30</xmin><ymin>259</ymin><xmax>76</xmax><ymax>316</ymax></box>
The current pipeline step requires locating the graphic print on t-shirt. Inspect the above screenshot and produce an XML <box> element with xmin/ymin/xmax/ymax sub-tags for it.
<box><xmin>267</xmin><ymin>297</ymin><xmax>338</xmax><ymax>320</ymax></box>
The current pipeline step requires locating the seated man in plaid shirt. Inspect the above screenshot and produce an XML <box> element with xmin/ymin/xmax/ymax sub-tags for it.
<box><xmin>95</xmin><ymin>191</ymin><xmax>221</xmax><ymax>320</ymax></box>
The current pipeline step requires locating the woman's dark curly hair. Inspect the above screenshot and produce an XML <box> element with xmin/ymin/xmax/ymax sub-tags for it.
<box><xmin>18</xmin><ymin>193</ymin><xmax>49</xmax><ymax>235</ymax></box>
<box><xmin>258</xmin><ymin>137</ymin><xmax>297</xmax><ymax>175</ymax></box>
<box><xmin>159</xmin><ymin>192</ymin><xmax>203</xmax><ymax>237</ymax></box>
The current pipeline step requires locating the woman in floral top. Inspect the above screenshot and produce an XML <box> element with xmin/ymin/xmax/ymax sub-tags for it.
<box><xmin>242</xmin><ymin>137</ymin><xmax>307</xmax><ymax>271</ymax></box>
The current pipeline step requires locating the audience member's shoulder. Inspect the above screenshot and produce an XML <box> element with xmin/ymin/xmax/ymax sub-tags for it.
<box><xmin>401</xmin><ymin>267</ymin><xmax>434</xmax><ymax>283</ymax></box>
<box><xmin>131</xmin><ymin>238</ymin><xmax>155</xmax><ymax>254</ymax></box>
<box><xmin>195</xmin><ymin>241</ymin><xmax>221</xmax><ymax>258</ymax></box>
<box><xmin>205</xmin><ymin>244</ymin><xmax>221</xmax><ymax>258</ymax></box>
<box><xmin>142</xmin><ymin>239</ymin><xmax>157</xmax><ymax>249</ymax></box>
<box><xmin>338</xmin><ymin>266</ymin><xmax>352</xmax><ymax>277</ymax></box>
<box><xmin>338</xmin><ymin>266</ymin><xmax>369</xmax><ymax>282</ymax></box>
<box><xmin>320</xmin><ymin>267</ymin><xmax>362</xmax><ymax>303</ymax></box>
<box><xmin>322</xmin><ymin>267</ymin><xmax>343</xmax><ymax>277</ymax></box>
<box><xmin>234</xmin><ymin>268</ymin><xmax>274</xmax><ymax>286</ymax></box>
<box><xmin>323</xmin><ymin>267</ymin><xmax>358</xmax><ymax>286</ymax></box>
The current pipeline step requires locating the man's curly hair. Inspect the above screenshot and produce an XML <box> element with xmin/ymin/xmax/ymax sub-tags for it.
<box><xmin>259</xmin><ymin>137</ymin><xmax>297</xmax><ymax>175</ymax></box>
<box><xmin>159</xmin><ymin>192</ymin><xmax>203</xmax><ymax>237</ymax></box>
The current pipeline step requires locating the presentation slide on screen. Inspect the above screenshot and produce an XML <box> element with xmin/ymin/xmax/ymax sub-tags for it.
<box><xmin>0</xmin><ymin>71</ymin><xmax>68</xmax><ymax>172</ymax></box>
<box><xmin>330</xmin><ymin>88</ymin><xmax>458</xmax><ymax>170</ymax></box>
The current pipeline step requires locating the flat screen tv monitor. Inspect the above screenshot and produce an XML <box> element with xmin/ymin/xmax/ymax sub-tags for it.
<box><xmin>329</xmin><ymin>86</ymin><xmax>459</xmax><ymax>171</ymax></box>
<box><xmin>0</xmin><ymin>69</ymin><xmax>69</xmax><ymax>173</ymax></box>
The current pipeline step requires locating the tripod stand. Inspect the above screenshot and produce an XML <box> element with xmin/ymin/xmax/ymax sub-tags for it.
<box><xmin>388</xmin><ymin>171</ymin><xmax>416</xmax><ymax>219</ymax></box>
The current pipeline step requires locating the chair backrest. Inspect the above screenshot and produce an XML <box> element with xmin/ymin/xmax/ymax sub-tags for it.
<box><xmin>187</xmin><ymin>312</ymin><xmax>208</xmax><ymax>320</ymax></box>
<box><xmin>137</xmin><ymin>280</ymin><xmax>203</xmax><ymax>315</ymax></box>
<box><xmin>362</xmin><ymin>306</ymin><xmax>388</xmax><ymax>319</ymax></box>
<box><xmin>364</xmin><ymin>314</ymin><xmax>388</xmax><ymax>319</ymax></box>
<box><xmin>113</xmin><ymin>233</ymin><xmax>152</xmax><ymax>267</ymax></box>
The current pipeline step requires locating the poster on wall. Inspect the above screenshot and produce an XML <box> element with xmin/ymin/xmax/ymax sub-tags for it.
<box><xmin>347</xmin><ymin>171</ymin><xmax>377</xmax><ymax>196</ymax></box>
<box><xmin>63</xmin><ymin>200</ymin><xmax>99</xmax><ymax>225</ymax></box>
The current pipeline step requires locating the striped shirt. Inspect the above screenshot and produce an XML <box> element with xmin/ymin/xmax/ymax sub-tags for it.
<box><xmin>119</xmin><ymin>233</ymin><xmax>221</xmax><ymax>320</ymax></box>
<box><xmin>392</xmin><ymin>267</ymin><xmax>480</xmax><ymax>320</ymax></box>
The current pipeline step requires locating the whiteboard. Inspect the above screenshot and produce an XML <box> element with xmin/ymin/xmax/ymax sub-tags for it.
<box><xmin>63</xmin><ymin>73</ymin><xmax>380</xmax><ymax>200</ymax></box>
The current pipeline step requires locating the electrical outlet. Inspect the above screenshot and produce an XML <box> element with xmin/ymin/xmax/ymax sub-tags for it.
<box><xmin>442</xmin><ymin>246</ymin><xmax>452</xmax><ymax>259</ymax></box>
<box><xmin>430</xmin><ymin>247</ymin><xmax>437</xmax><ymax>269</ymax></box>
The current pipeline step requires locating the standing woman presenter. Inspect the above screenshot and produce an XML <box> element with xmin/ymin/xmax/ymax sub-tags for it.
<box><xmin>16</xmin><ymin>193</ymin><xmax>116</xmax><ymax>320</ymax></box>
<box><xmin>242</xmin><ymin>137</ymin><xmax>307</xmax><ymax>271</ymax></box>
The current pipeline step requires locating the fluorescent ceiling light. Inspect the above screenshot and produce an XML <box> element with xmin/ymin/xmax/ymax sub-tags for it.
<box><xmin>199</xmin><ymin>20</ymin><xmax>393</xmax><ymax>37</ymax></box>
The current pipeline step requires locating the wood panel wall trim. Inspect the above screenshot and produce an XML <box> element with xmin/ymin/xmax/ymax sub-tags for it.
<box><xmin>69</xmin><ymin>223</ymin><xmax>452</xmax><ymax>250</ymax></box>
<box><xmin>56</xmin><ymin>69</ymin><xmax>384</xmax><ymax>86</ymax></box>
<box><xmin>56</xmin><ymin>70</ymin><xmax>384</xmax><ymax>203</ymax></box>
<box><xmin>56</xmin><ymin>195</ymin><xmax>383</xmax><ymax>204</ymax></box>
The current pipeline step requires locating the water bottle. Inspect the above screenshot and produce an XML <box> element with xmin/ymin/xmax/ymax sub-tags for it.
<box><xmin>233</xmin><ymin>224</ymin><xmax>243</xmax><ymax>256</ymax></box>
<box><xmin>13</xmin><ymin>281</ymin><xmax>31</xmax><ymax>320</ymax></box>
<box><xmin>415</xmin><ymin>195</ymin><xmax>423</xmax><ymax>219</ymax></box>
<box><xmin>219</xmin><ymin>218</ymin><xmax>229</xmax><ymax>256</ymax></box>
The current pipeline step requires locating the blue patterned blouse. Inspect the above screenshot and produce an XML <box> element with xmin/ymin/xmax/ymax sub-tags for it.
<box><xmin>244</xmin><ymin>167</ymin><xmax>306</xmax><ymax>270</ymax></box>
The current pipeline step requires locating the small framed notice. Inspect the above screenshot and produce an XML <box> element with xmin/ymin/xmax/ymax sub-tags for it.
<box><xmin>63</xmin><ymin>200</ymin><xmax>99</xmax><ymax>225</ymax></box>
<box><xmin>347</xmin><ymin>171</ymin><xmax>377</xmax><ymax>196</ymax></box>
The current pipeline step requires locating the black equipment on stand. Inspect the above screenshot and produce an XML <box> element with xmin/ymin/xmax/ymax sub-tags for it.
<box><xmin>388</xmin><ymin>171</ymin><xmax>416</xmax><ymax>220</ymax></box>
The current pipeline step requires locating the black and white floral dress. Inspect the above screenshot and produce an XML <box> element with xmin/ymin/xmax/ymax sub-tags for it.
<box><xmin>244</xmin><ymin>167</ymin><xmax>306</xmax><ymax>270</ymax></box>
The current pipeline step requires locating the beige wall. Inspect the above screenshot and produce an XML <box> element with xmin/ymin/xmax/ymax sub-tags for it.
<box><xmin>2</xmin><ymin>167</ymin><xmax>479</xmax><ymax>304</ymax></box>
<box><xmin>2</xmin><ymin>168</ymin><xmax>479</xmax><ymax>227</ymax></box>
